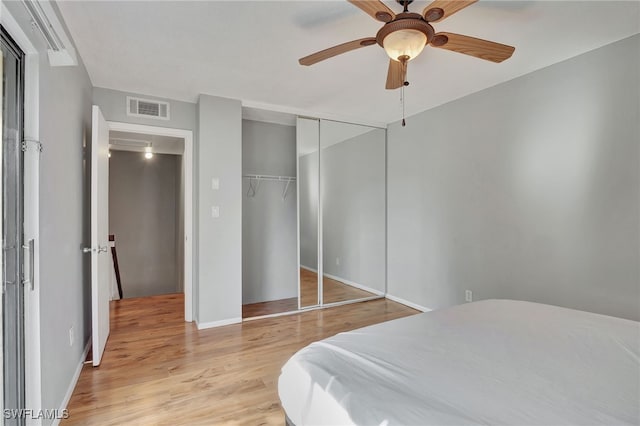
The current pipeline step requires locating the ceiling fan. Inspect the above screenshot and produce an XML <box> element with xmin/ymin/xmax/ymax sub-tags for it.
<box><xmin>299</xmin><ymin>0</ymin><xmax>515</xmax><ymax>90</ymax></box>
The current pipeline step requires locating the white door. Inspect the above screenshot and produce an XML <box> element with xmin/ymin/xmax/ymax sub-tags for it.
<box><xmin>90</xmin><ymin>105</ymin><xmax>110</xmax><ymax>366</ymax></box>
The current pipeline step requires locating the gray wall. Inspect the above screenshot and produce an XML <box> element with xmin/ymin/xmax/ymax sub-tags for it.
<box><xmin>297</xmin><ymin>117</ymin><xmax>320</xmax><ymax>271</ymax></box>
<box><xmin>321</xmin><ymin>128</ymin><xmax>386</xmax><ymax>293</ymax></box>
<box><xmin>197</xmin><ymin>95</ymin><xmax>242</xmax><ymax>324</ymax></box>
<box><xmin>109</xmin><ymin>151</ymin><xmax>180</xmax><ymax>298</ymax></box>
<box><xmin>387</xmin><ymin>35</ymin><xmax>640</xmax><ymax>321</ymax></box>
<box><xmin>242</xmin><ymin>120</ymin><xmax>297</xmax><ymax>304</ymax></box>
<box><xmin>5</xmin><ymin>1</ymin><xmax>93</xmax><ymax>420</ymax></box>
<box><xmin>298</xmin><ymin>152</ymin><xmax>318</xmax><ymax>270</ymax></box>
<box><xmin>41</xmin><ymin>46</ymin><xmax>92</xmax><ymax>426</ymax></box>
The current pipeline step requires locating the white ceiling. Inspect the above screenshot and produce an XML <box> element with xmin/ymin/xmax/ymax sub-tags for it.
<box><xmin>57</xmin><ymin>1</ymin><xmax>639</xmax><ymax>126</ymax></box>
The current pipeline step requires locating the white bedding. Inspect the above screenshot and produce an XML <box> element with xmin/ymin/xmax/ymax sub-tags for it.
<box><xmin>278</xmin><ymin>299</ymin><xmax>640</xmax><ymax>425</ymax></box>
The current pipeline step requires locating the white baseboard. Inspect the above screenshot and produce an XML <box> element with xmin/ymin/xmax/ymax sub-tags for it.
<box><xmin>323</xmin><ymin>272</ymin><xmax>385</xmax><ymax>297</ymax></box>
<box><xmin>52</xmin><ymin>340</ymin><xmax>91</xmax><ymax>426</ymax></box>
<box><xmin>385</xmin><ymin>293</ymin><xmax>431</xmax><ymax>312</ymax></box>
<box><xmin>196</xmin><ymin>317</ymin><xmax>242</xmax><ymax>330</ymax></box>
<box><xmin>299</xmin><ymin>265</ymin><xmax>317</xmax><ymax>273</ymax></box>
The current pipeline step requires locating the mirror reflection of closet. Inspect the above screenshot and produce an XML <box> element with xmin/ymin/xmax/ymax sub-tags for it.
<box><xmin>320</xmin><ymin>120</ymin><xmax>386</xmax><ymax>305</ymax></box>
<box><xmin>296</xmin><ymin>118</ymin><xmax>320</xmax><ymax>308</ymax></box>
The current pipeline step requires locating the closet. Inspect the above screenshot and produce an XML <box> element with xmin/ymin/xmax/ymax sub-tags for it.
<box><xmin>242</xmin><ymin>114</ymin><xmax>387</xmax><ymax>318</ymax></box>
<box><xmin>242</xmin><ymin>119</ymin><xmax>298</xmax><ymax>317</ymax></box>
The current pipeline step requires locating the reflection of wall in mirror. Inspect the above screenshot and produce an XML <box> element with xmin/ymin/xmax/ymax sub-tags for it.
<box><xmin>298</xmin><ymin>151</ymin><xmax>318</xmax><ymax>271</ymax></box>
<box><xmin>322</xmin><ymin>129</ymin><xmax>386</xmax><ymax>294</ymax></box>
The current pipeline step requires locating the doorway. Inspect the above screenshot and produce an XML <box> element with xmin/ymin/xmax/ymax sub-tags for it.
<box><xmin>2</xmin><ymin>25</ymin><xmax>26</xmax><ymax>425</ymax></box>
<box><xmin>109</xmin><ymin>133</ymin><xmax>184</xmax><ymax>299</ymax></box>
<box><xmin>106</xmin><ymin>122</ymin><xmax>193</xmax><ymax>321</ymax></box>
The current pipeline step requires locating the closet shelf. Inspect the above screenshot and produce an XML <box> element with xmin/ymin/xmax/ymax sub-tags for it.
<box><xmin>243</xmin><ymin>174</ymin><xmax>296</xmax><ymax>199</ymax></box>
<box><xmin>243</xmin><ymin>174</ymin><xmax>296</xmax><ymax>182</ymax></box>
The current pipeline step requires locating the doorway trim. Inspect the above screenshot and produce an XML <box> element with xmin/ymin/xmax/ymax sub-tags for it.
<box><xmin>106</xmin><ymin>121</ymin><xmax>194</xmax><ymax>322</ymax></box>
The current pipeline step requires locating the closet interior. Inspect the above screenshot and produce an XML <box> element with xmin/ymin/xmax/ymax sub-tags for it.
<box><xmin>242</xmin><ymin>113</ymin><xmax>298</xmax><ymax>318</ymax></box>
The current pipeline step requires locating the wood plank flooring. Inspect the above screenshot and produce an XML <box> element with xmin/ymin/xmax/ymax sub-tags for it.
<box><xmin>300</xmin><ymin>268</ymin><xmax>376</xmax><ymax>307</ymax></box>
<box><xmin>321</xmin><ymin>275</ymin><xmax>377</xmax><ymax>305</ymax></box>
<box><xmin>243</xmin><ymin>269</ymin><xmax>379</xmax><ymax>318</ymax></box>
<box><xmin>299</xmin><ymin>267</ymin><xmax>319</xmax><ymax>307</ymax></box>
<box><xmin>242</xmin><ymin>297</ymin><xmax>298</xmax><ymax>318</ymax></box>
<box><xmin>64</xmin><ymin>293</ymin><xmax>418</xmax><ymax>425</ymax></box>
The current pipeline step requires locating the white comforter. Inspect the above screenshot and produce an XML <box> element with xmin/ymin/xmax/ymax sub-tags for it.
<box><xmin>279</xmin><ymin>300</ymin><xmax>640</xmax><ymax>425</ymax></box>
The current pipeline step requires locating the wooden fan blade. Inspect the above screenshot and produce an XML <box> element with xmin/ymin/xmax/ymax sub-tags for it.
<box><xmin>348</xmin><ymin>0</ymin><xmax>395</xmax><ymax>22</ymax></box>
<box><xmin>430</xmin><ymin>32</ymin><xmax>515</xmax><ymax>63</ymax></box>
<box><xmin>385</xmin><ymin>59</ymin><xmax>406</xmax><ymax>90</ymax></box>
<box><xmin>299</xmin><ymin>38</ymin><xmax>377</xmax><ymax>66</ymax></box>
<box><xmin>422</xmin><ymin>0</ymin><xmax>477</xmax><ymax>22</ymax></box>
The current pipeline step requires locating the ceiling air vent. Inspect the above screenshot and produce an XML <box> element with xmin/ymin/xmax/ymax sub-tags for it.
<box><xmin>126</xmin><ymin>96</ymin><xmax>170</xmax><ymax>120</ymax></box>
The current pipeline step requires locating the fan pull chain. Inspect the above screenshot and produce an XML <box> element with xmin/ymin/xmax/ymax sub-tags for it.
<box><xmin>401</xmin><ymin>85</ymin><xmax>406</xmax><ymax>127</ymax></box>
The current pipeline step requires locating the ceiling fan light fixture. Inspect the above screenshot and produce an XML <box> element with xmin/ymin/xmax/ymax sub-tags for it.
<box><xmin>383</xmin><ymin>29</ymin><xmax>427</xmax><ymax>61</ymax></box>
<box><xmin>376</xmin><ymin>15</ymin><xmax>434</xmax><ymax>62</ymax></box>
<box><xmin>299</xmin><ymin>0</ymin><xmax>515</xmax><ymax>91</ymax></box>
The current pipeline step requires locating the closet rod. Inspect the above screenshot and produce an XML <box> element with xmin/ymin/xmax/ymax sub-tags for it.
<box><xmin>243</xmin><ymin>174</ymin><xmax>296</xmax><ymax>182</ymax></box>
<box><xmin>244</xmin><ymin>174</ymin><xmax>296</xmax><ymax>199</ymax></box>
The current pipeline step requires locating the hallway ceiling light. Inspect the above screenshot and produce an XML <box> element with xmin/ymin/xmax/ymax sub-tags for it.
<box><xmin>144</xmin><ymin>145</ymin><xmax>153</xmax><ymax>159</ymax></box>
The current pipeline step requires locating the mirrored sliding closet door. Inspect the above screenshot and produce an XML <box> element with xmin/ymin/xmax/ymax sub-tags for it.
<box><xmin>296</xmin><ymin>118</ymin><xmax>320</xmax><ymax>308</ymax></box>
<box><xmin>297</xmin><ymin>117</ymin><xmax>386</xmax><ymax>309</ymax></box>
<box><xmin>320</xmin><ymin>120</ymin><xmax>386</xmax><ymax>305</ymax></box>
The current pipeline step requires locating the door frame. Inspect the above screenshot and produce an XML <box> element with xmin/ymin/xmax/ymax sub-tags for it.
<box><xmin>2</xmin><ymin>3</ymin><xmax>43</xmax><ymax>422</ymax></box>
<box><xmin>106</xmin><ymin>121</ymin><xmax>194</xmax><ymax>322</ymax></box>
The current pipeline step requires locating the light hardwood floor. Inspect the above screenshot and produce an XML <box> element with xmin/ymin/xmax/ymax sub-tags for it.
<box><xmin>300</xmin><ymin>268</ymin><xmax>376</xmax><ymax>307</ymax></box>
<box><xmin>64</xmin><ymin>293</ymin><xmax>418</xmax><ymax>425</ymax></box>
<box><xmin>243</xmin><ymin>269</ymin><xmax>378</xmax><ymax>318</ymax></box>
<box><xmin>242</xmin><ymin>297</ymin><xmax>298</xmax><ymax>318</ymax></box>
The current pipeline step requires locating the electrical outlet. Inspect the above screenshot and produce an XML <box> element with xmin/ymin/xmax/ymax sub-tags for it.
<box><xmin>465</xmin><ymin>290</ymin><xmax>473</xmax><ymax>303</ymax></box>
<box><xmin>211</xmin><ymin>206</ymin><xmax>220</xmax><ymax>218</ymax></box>
<box><xmin>336</xmin><ymin>257</ymin><xmax>340</xmax><ymax>266</ymax></box>
<box><xmin>69</xmin><ymin>326</ymin><xmax>74</xmax><ymax>347</ymax></box>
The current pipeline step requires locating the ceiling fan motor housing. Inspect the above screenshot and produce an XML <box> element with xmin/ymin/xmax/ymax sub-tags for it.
<box><xmin>376</xmin><ymin>13</ymin><xmax>435</xmax><ymax>57</ymax></box>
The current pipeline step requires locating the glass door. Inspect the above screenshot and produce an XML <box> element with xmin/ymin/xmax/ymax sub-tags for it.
<box><xmin>2</xmin><ymin>25</ymin><xmax>26</xmax><ymax>426</ymax></box>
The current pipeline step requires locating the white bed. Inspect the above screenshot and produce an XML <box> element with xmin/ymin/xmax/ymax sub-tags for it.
<box><xmin>278</xmin><ymin>299</ymin><xmax>640</xmax><ymax>425</ymax></box>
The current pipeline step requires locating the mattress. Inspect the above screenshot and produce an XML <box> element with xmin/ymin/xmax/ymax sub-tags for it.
<box><xmin>278</xmin><ymin>299</ymin><xmax>640</xmax><ymax>425</ymax></box>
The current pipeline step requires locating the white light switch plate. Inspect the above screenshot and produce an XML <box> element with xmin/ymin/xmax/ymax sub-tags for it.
<box><xmin>212</xmin><ymin>206</ymin><xmax>220</xmax><ymax>218</ymax></box>
<box><xmin>212</xmin><ymin>178</ymin><xmax>220</xmax><ymax>190</ymax></box>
